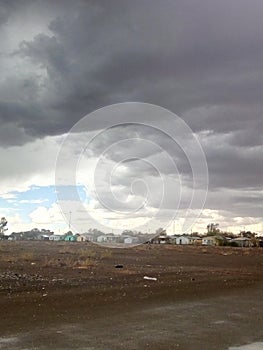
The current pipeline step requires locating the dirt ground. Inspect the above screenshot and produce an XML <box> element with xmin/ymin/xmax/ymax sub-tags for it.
<box><xmin>1</xmin><ymin>241</ymin><xmax>263</xmax><ymax>349</ymax></box>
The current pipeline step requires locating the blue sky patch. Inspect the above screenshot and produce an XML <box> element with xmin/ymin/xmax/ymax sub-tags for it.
<box><xmin>0</xmin><ymin>185</ymin><xmax>88</xmax><ymax>226</ymax></box>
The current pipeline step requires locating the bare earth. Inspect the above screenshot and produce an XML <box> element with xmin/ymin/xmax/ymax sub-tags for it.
<box><xmin>1</xmin><ymin>241</ymin><xmax>263</xmax><ymax>349</ymax></box>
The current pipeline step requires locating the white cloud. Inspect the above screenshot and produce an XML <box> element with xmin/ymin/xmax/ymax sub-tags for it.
<box><xmin>29</xmin><ymin>203</ymin><xmax>64</xmax><ymax>224</ymax></box>
<box><xmin>4</xmin><ymin>213</ymin><xmax>32</xmax><ymax>234</ymax></box>
<box><xmin>0</xmin><ymin>134</ymin><xmax>64</xmax><ymax>196</ymax></box>
<box><xmin>19</xmin><ymin>199</ymin><xmax>48</xmax><ymax>204</ymax></box>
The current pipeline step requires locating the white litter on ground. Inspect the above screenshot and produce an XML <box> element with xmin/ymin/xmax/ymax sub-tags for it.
<box><xmin>143</xmin><ymin>276</ymin><xmax>157</xmax><ymax>281</ymax></box>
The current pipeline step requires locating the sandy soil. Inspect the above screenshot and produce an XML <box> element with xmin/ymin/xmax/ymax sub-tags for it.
<box><xmin>0</xmin><ymin>241</ymin><xmax>263</xmax><ymax>349</ymax></box>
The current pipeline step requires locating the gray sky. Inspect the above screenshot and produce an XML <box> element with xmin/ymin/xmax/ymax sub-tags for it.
<box><xmin>0</xmin><ymin>0</ymin><xmax>262</xmax><ymax>233</ymax></box>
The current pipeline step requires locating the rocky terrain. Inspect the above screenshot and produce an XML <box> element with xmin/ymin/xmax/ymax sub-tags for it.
<box><xmin>1</xmin><ymin>241</ymin><xmax>263</xmax><ymax>349</ymax></box>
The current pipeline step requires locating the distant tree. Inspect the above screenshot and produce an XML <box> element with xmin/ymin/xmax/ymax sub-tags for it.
<box><xmin>191</xmin><ymin>231</ymin><xmax>201</xmax><ymax>237</ymax></box>
<box><xmin>88</xmin><ymin>228</ymin><xmax>105</xmax><ymax>238</ymax></box>
<box><xmin>240</xmin><ymin>231</ymin><xmax>256</xmax><ymax>239</ymax></box>
<box><xmin>221</xmin><ymin>231</ymin><xmax>235</xmax><ymax>239</ymax></box>
<box><xmin>121</xmin><ymin>229</ymin><xmax>135</xmax><ymax>236</ymax></box>
<box><xmin>0</xmin><ymin>217</ymin><xmax>8</xmax><ymax>238</ymax></box>
<box><xmin>207</xmin><ymin>223</ymin><xmax>220</xmax><ymax>236</ymax></box>
<box><xmin>250</xmin><ymin>237</ymin><xmax>258</xmax><ymax>247</ymax></box>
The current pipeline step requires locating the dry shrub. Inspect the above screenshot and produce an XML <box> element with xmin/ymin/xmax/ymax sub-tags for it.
<box><xmin>42</xmin><ymin>255</ymin><xmax>95</xmax><ymax>268</ymax></box>
<box><xmin>21</xmin><ymin>252</ymin><xmax>35</xmax><ymax>262</ymax></box>
<box><xmin>0</xmin><ymin>255</ymin><xmax>18</xmax><ymax>263</ymax></box>
<box><xmin>74</xmin><ymin>257</ymin><xmax>95</xmax><ymax>268</ymax></box>
<box><xmin>58</xmin><ymin>247</ymin><xmax>75</xmax><ymax>255</ymax></box>
<box><xmin>99</xmin><ymin>249</ymin><xmax>112</xmax><ymax>259</ymax></box>
<box><xmin>78</xmin><ymin>248</ymin><xmax>97</xmax><ymax>259</ymax></box>
<box><xmin>76</xmin><ymin>247</ymin><xmax>112</xmax><ymax>260</ymax></box>
<box><xmin>42</xmin><ymin>257</ymin><xmax>60</xmax><ymax>267</ymax></box>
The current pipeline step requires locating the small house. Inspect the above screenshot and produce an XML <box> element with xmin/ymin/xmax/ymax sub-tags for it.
<box><xmin>49</xmin><ymin>234</ymin><xmax>64</xmax><ymax>241</ymax></box>
<box><xmin>150</xmin><ymin>234</ymin><xmax>170</xmax><ymax>244</ymax></box>
<box><xmin>41</xmin><ymin>235</ymin><xmax>50</xmax><ymax>241</ymax></box>
<box><xmin>124</xmin><ymin>236</ymin><xmax>139</xmax><ymax>244</ymax></box>
<box><xmin>76</xmin><ymin>235</ymin><xmax>87</xmax><ymax>242</ymax></box>
<box><xmin>83</xmin><ymin>234</ymin><xmax>96</xmax><ymax>242</ymax></box>
<box><xmin>64</xmin><ymin>234</ymin><xmax>77</xmax><ymax>242</ymax></box>
<box><xmin>202</xmin><ymin>235</ymin><xmax>226</xmax><ymax>246</ymax></box>
<box><xmin>231</xmin><ymin>237</ymin><xmax>252</xmax><ymax>247</ymax></box>
<box><xmin>97</xmin><ymin>235</ymin><xmax>119</xmax><ymax>244</ymax></box>
<box><xmin>175</xmin><ymin>235</ymin><xmax>201</xmax><ymax>245</ymax></box>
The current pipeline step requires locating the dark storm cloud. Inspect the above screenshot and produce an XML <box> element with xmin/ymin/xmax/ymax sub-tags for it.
<box><xmin>1</xmin><ymin>0</ymin><xmax>263</xmax><ymax>223</ymax></box>
<box><xmin>207</xmin><ymin>146</ymin><xmax>263</xmax><ymax>190</ymax></box>
<box><xmin>205</xmin><ymin>189</ymin><xmax>263</xmax><ymax>219</ymax></box>
<box><xmin>0</xmin><ymin>0</ymin><xmax>30</xmax><ymax>26</ymax></box>
<box><xmin>0</xmin><ymin>0</ymin><xmax>261</xmax><ymax>145</ymax></box>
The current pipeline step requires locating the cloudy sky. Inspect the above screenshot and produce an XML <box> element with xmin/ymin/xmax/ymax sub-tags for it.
<box><xmin>0</xmin><ymin>0</ymin><xmax>262</xmax><ymax>235</ymax></box>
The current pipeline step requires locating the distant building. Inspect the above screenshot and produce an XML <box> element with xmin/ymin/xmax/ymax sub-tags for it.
<box><xmin>97</xmin><ymin>235</ymin><xmax>119</xmax><ymax>244</ymax></box>
<box><xmin>79</xmin><ymin>234</ymin><xmax>96</xmax><ymax>242</ymax></box>
<box><xmin>150</xmin><ymin>234</ymin><xmax>170</xmax><ymax>244</ymax></box>
<box><xmin>76</xmin><ymin>234</ymin><xmax>87</xmax><ymax>242</ymax></box>
<box><xmin>123</xmin><ymin>236</ymin><xmax>139</xmax><ymax>244</ymax></box>
<box><xmin>175</xmin><ymin>235</ymin><xmax>201</xmax><ymax>245</ymax></box>
<box><xmin>41</xmin><ymin>234</ymin><xmax>51</xmax><ymax>241</ymax></box>
<box><xmin>231</xmin><ymin>237</ymin><xmax>252</xmax><ymax>247</ymax></box>
<box><xmin>202</xmin><ymin>235</ymin><xmax>226</xmax><ymax>246</ymax></box>
<box><xmin>49</xmin><ymin>234</ymin><xmax>64</xmax><ymax>241</ymax></box>
<box><xmin>64</xmin><ymin>234</ymin><xmax>77</xmax><ymax>242</ymax></box>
